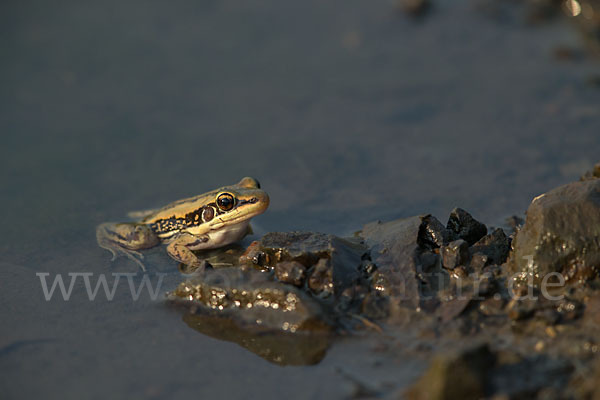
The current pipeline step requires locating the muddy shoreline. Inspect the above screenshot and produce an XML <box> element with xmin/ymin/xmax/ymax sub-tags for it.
<box><xmin>167</xmin><ymin>163</ymin><xmax>600</xmax><ymax>399</ymax></box>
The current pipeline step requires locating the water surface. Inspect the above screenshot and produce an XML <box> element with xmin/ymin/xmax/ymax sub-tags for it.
<box><xmin>1</xmin><ymin>0</ymin><xmax>599</xmax><ymax>398</ymax></box>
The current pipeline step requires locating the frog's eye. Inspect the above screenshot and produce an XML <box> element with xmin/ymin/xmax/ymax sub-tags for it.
<box><xmin>216</xmin><ymin>193</ymin><xmax>235</xmax><ymax>211</ymax></box>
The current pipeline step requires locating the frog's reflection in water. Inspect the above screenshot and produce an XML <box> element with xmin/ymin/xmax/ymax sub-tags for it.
<box><xmin>181</xmin><ymin>312</ymin><xmax>332</xmax><ymax>366</ymax></box>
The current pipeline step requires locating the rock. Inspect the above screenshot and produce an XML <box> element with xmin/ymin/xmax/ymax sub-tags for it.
<box><xmin>361</xmin><ymin>216</ymin><xmax>423</xmax><ymax>311</ymax></box>
<box><xmin>584</xmin><ymin>294</ymin><xmax>600</xmax><ymax>325</ymax></box>
<box><xmin>469</xmin><ymin>253</ymin><xmax>489</xmax><ymax>271</ymax></box>
<box><xmin>308</xmin><ymin>258</ymin><xmax>334</xmax><ymax>296</ymax></box>
<box><xmin>274</xmin><ymin>261</ymin><xmax>306</xmax><ymax>287</ymax></box>
<box><xmin>406</xmin><ymin>344</ymin><xmax>495</xmax><ymax>400</ymax></box>
<box><xmin>441</xmin><ymin>239</ymin><xmax>469</xmax><ymax>270</ymax></box>
<box><xmin>360</xmin><ymin>216</ymin><xmax>447</xmax><ymax>316</ymax></box>
<box><xmin>475</xmin><ymin>272</ymin><xmax>496</xmax><ymax>296</ymax></box>
<box><xmin>361</xmin><ymin>293</ymin><xmax>390</xmax><ymax>320</ymax></box>
<box><xmin>419</xmin><ymin>215</ymin><xmax>454</xmax><ymax>249</ymax></box>
<box><xmin>470</xmin><ymin>228</ymin><xmax>511</xmax><ymax>266</ymax></box>
<box><xmin>478</xmin><ymin>297</ymin><xmax>506</xmax><ymax>317</ymax></box>
<box><xmin>446</xmin><ymin>208</ymin><xmax>488</xmax><ymax>245</ymax></box>
<box><xmin>580</xmin><ymin>162</ymin><xmax>600</xmax><ymax>181</ymax></box>
<box><xmin>506</xmin><ymin>298</ymin><xmax>537</xmax><ymax>321</ymax></box>
<box><xmin>239</xmin><ymin>241</ymin><xmax>270</xmax><ymax>271</ymax></box>
<box><xmin>509</xmin><ymin>180</ymin><xmax>600</xmax><ymax>287</ymax></box>
<box><xmin>437</xmin><ymin>296</ymin><xmax>472</xmax><ymax>323</ymax></box>
<box><xmin>555</xmin><ymin>298</ymin><xmax>583</xmax><ymax>322</ymax></box>
<box><xmin>241</xmin><ymin>231</ymin><xmax>368</xmax><ymax>298</ymax></box>
<box><xmin>168</xmin><ymin>267</ymin><xmax>331</xmax><ymax>332</ymax></box>
<box><xmin>506</xmin><ymin>294</ymin><xmax>583</xmax><ymax>324</ymax></box>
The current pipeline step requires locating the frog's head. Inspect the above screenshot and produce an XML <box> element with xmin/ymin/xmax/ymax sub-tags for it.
<box><xmin>209</xmin><ymin>177</ymin><xmax>269</xmax><ymax>227</ymax></box>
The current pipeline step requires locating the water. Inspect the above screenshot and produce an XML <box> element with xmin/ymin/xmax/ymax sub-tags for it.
<box><xmin>1</xmin><ymin>0</ymin><xmax>599</xmax><ymax>398</ymax></box>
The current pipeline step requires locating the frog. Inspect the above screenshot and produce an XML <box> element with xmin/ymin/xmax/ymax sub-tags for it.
<box><xmin>96</xmin><ymin>177</ymin><xmax>269</xmax><ymax>271</ymax></box>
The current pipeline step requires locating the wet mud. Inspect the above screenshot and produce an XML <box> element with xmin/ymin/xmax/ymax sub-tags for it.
<box><xmin>167</xmin><ymin>162</ymin><xmax>600</xmax><ymax>398</ymax></box>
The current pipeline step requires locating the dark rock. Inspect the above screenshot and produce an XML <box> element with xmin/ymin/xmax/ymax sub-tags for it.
<box><xmin>406</xmin><ymin>344</ymin><xmax>495</xmax><ymax>400</ymax></box>
<box><xmin>419</xmin><ymin>215</ymin><xmax>454</xmax><ymax>249</ymax></box>
<box><xmin>360</xmin><ymin>216</ymin><xmax>448</xmax><ymax>316</ymax></box>
<box><xmin>509</xmin><ymin>179</ymin><xmax>600</xmax><ymax>287</ymax></box>
<box><xmin>581</xmin><ymin>162</ymin><xmax>600</xmax><ymax>181</ymax></box>
<box><xmin>470</xmin><ymin>228</ymin><xmax>511</xmax><ymax>266</ymax></box>
<box><xmin>242</xmin><ymin>231</ymin><xmax>367</xmax><ymax>298</ymax></box>
<box><xmin>441</xmin><ymin>239</ymin><xmax>469</xmax><ymax>270</ymax></box>
<box><xmin>274</xmin><ymin>261</ymin><xmax>306</xmax><ymax>287</ymax></box>
<box><xmin>446</xmin><ymin>208</ymin><xmax>488</xmax><ymax>245</ymax></box>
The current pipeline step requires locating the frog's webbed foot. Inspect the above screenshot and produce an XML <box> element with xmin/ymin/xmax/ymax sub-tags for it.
<box><xmin>97</xmin><ymin>239</ymin><xmax>147</xmax><ymax>271</ymax></box>
<box><xmin>166</xmin><ymin>232</ymin><xmax>210</xmax><ymax>268</ymax></box>
<box><xmin>96</xmin><ymin>222</ymin><xmax>159</xmax><ymax>271</ymax></box>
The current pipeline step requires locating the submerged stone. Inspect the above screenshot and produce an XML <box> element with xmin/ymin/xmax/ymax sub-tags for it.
<box><xmin>509</xmin><ymin>179</ymin><xmax>600</xmax><ymax>286</ymax></box>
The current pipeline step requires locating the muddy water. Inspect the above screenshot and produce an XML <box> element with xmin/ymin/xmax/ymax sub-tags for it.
<box><xmin>1</xmin><ymin>0</ymin><xmax>599</xmax><ymax>399</ymax></box>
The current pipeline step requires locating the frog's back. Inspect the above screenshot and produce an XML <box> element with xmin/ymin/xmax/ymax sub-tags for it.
<box><xmin>142</xmin><ymin>192</ymin><xmax>216</xmax><ymax>224</ymax></box>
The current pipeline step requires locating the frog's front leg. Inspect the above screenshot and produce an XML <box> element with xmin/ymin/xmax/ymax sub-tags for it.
<box><xmin>166</xmin><ymin>232</ymin><xmax>210</xmax><ymax>268</ymax></box>
<box><xmin>96</xmin><ymin>222</ymin><xmax>160</xmax><ymax>271</ymax></box>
